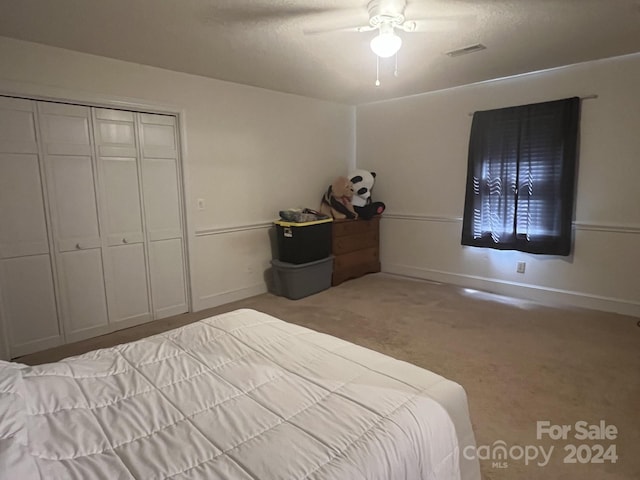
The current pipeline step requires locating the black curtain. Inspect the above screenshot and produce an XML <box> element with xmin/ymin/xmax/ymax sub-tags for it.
<box><xmin>461</xmin><ymin>97</ymin><xmax>580</xmax><ymax>255</ymax></box>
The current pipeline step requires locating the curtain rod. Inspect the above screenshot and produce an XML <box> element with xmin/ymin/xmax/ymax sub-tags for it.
<box><xmin>467</xmin><ymin>95</ymin><xmax>598</xmax><ymax>116</ymax></box>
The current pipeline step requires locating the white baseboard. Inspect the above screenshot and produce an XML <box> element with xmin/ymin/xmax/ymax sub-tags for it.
<box><xmin>9</xmin><ymin>335</ymin><xmax>65</xmax><ymax>359</ymax></box>
<box><xmin>196</xmin><ymin>283</ymin><xmax>267</xmax><ymax>311</ymax></box>
<box><xmin>382</xmin><ymin>263</ymin><xmax>640</xmax><ymax>318</ymax></box>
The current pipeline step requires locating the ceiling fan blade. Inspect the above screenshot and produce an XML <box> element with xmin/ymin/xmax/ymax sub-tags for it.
<box><xmin>201</xmin><ymin>4</ymin><xmax>357</xmax><ymax>25</ymax></box>
<box><xmin>303</xmin><ymin>24</ymin><xmax>375</xmax><ymax>36</ymax></box>
<box><xmin>402</xmin><ymin>14</ymin><xmax>477</xmax><ymax>33</ymax></box>
<box><xmin>400</xmin><ymin>19</ymin><xmax>457</xmax><ymax>32</ymax></box>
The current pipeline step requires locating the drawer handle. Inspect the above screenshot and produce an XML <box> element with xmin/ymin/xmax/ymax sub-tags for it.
<box><xmin>75</xmin><ymin>243</ymin><xmax>82</xmax><ymax>250</ymax></box>
<box><xmin>122</xmin><ymin>238</ymin><xmax>128</xmax><ymax>244</ymax></box>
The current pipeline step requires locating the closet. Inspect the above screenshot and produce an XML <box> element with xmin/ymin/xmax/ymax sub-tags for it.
<box><xmin>0</xmin><ymin>96</ymin><xmax>188</xmax><ymax>358</ymax></box>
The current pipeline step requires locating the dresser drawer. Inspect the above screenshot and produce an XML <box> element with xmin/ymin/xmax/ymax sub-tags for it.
<box><xmin>333</xmin><ymin>247</ymin><xmax>379</xmax><ymax>270</ymax></box>
<box><xmin>332</xmin><ymin>247</ymin><xmax>380</xmax><ymax>286</ymax></box>
<box><xmin>331</xmin><ymin>217</ymin><xmax>381</xmax><ymax>286</ymax></box>
<box><xmin>333</xmin><ymin>217</ymin><xmax>379</xmax><ymax>237</ymax></box>
<box><xmin>333</xmin><ymin>231</ymin><xmax>378</xmax><ymax>255</ymax></box>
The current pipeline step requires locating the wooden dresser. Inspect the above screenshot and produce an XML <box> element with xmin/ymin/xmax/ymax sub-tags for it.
<box><xmin>331</xmin><ymin>217</ymin><xmax>381</xmax><ymax>286</ymax></box>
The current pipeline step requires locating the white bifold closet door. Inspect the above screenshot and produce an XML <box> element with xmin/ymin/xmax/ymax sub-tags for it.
<box><xmin>93</xmin><ymin>108</ymin><xmax>153</xmax><ymax>329</ymax></box>
<box><xmin>138</xmin><ymin>114</ymin><xmax>188</xmax><ymax>319</ymax></box>
<box><xmin>0</xmin><ymin>98</ymin><xmax>188</xmax><ymax>357</ymax></box>
<box><xmin>38</xmin><ymin>102</ymin><xmax>110</xmax><ymax>343</ymax></box>
<box><xmin>0</xmin><ymin>97</ymin><xmax>63</xmax><ymax>356</ymax></box>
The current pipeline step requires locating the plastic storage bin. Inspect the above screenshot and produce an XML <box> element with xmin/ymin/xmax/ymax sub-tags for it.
<box><xmin>274</xmin><ymin>218</ymin><xmax>332</xmax><ymax>264</ymax></box>
<box><xmin>271</xmin><ymin>256</ymin><xmax>333</xmax><ymax>300</ymax></box>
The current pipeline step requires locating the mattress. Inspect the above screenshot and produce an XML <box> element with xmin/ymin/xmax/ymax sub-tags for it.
<box><xmin>0</xmin><ymin>309</ymin><xmax>480</xmax><ymax>480</ymax></box>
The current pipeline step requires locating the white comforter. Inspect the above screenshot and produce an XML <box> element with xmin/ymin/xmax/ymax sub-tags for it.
<box><xmin>0</xmin><ymin>309</ymin><xmax>479</xmax><ymax>480</ymax></box>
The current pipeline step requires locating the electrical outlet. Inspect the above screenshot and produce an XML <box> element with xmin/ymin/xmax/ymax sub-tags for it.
<box><xmin>197</xmin><ymin>198</ymin><xmax>205</xmax><ymax>210</ymax></box>
<box><xmin>516</xmin><ymin>261</ymin><xmax>526</xmax><ymax>274</ymax></box>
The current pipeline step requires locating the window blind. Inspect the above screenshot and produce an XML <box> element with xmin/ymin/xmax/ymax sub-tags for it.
<box><xmin>461</xmin><ymin>97</ymin><xmax>580</xmax><ymax>255</ymax></box>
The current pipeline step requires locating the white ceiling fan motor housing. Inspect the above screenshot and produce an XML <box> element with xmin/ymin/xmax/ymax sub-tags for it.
<box><xmin>368</xmin><ymin>0</ymin><xmax>406</xmax><ymax>27</ymax></box>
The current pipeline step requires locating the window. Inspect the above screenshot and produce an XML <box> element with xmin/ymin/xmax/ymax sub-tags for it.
<box><xmin>461</xmin><ymin>97</ymin><xmax>580</xmax><ymax>255</ymax></box>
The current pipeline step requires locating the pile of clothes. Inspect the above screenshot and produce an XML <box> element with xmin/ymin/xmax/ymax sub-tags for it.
<box><xmin>278</xmin><ymin>208</ymin><xmax>329</xmax><ymax>223</ymax></box>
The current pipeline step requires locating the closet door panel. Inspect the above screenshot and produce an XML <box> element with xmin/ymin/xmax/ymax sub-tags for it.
<box><xmin>59</xmin><ymin>249</ymin><xmax>109</xmax><ymax>339</ymax></box>
<box><xmin>40</xmin><ymin>103</ymin><xmax>101</xmax><ymax>252</ymax></box>
<box><xmin>0</xmin><ymin>97</ymin><xmax>39</xmax><ymax>154</ymax></box>
<box><xmin>0</xmin><ymin>153</ymin><xmax>50</xmax><ymax>258</ymax></box>
<box><xmin>94</xmin><ymin>108</ymin><xmax>151</xmax><ymax>327</ymax></box>
<box><xmin>38</xmin><ymin>102</ymin><xmax>109</xmax><ymax>340</ymax></box>
<box><xmin>142</xmin><ymin>157</ymin><xmax>182</xmax><ymax>240</ymax></box>
<box><xmin>0</xmin><ymin>255</ymin><xmax>61</xmax><ymax>355</ymax></box>
<box><xmin>95</xmin><ymin>108</ymin><xmax>137</xmax><ymax>159</ymax></box>
<box><xmin>98</xmin><ymin>122</ymin><xmax>135</xmax><ymax>146</ymax></box>
<box><xmin>45</xmin><ymin>154</ymin><xmax>101</xmax><ymax>251</ymax></box>
<box><xmin>95</xmin><ymin>109</ymin><xmax>142</xmax><ymax>245</ymax></box>
<box><xmin>140</xmin><ymin>113</ymin><xmax>177</xmax><ymax>159</ymax></box>
<box><xmin>105</xmin><ymin>244</ymin><xmax>151</xmax><ymax>325</ymax></box>
<box><xmin>0</xmin><ymin>96</ymin><xmax>62</xmax><ymax>358</ymax></box>
<box><xmin>139</xmin><ymin>113</ymin><xmax>187</xmax><ymax>319</ymax></box>
<box><xmin>139</xmin><ymin>114</ymin><xmax>181</xmax><ymax>241</ymax></box>
<box><xmin>39</xmin><ymin>103</ymin><xmax>92</xmax><ymax>156</ymax></box>
<box><xmin>101</xmin><ymin>157</ymin><xmax>144</xmax><ymax>245</ymax></box>
<box><xmin>0</xmin><ymin>98</ymin><xmax>47</xmax><ymax>258</ymax></box>
<box><xmin>149</xmin><ymin>238</ymin><xmax>187</xmax><ymax>319</ymax></box>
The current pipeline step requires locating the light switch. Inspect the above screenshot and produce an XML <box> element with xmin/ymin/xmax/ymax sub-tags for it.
<box><xmin>197</xmin><ymin>198</ymin><xmax>205</xmax><ymax>210</ymax></box>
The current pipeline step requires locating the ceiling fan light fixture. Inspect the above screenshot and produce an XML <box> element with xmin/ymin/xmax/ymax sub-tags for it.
<box><xmin>370</xmin><ymin>23</ymin><xmax>402</xmax><ymax>58</ymax></box>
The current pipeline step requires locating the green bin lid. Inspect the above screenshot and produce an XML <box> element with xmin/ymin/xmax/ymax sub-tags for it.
<box><xmin>274</xmin><ymin>218</ymin><xmax>333</xmax><ymax>227</ymax></box>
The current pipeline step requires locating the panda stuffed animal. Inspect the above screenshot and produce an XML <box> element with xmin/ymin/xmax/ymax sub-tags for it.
<box><xmin>349</xmin><ymin>169</ymin><xmax>386</xmax><ymax>220</ymax></box>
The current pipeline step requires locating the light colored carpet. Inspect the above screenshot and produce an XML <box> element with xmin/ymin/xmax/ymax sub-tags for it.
<box><xmin>16</xmin><ymin>273</ymin><xmax>640</xmax><ymax>480</ymax></box>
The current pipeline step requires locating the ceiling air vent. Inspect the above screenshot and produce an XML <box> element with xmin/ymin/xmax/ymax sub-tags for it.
<box><xmin>446</xmin><ymin>43</ymin><xmax>487</xmax><ymax>57</ymax></box>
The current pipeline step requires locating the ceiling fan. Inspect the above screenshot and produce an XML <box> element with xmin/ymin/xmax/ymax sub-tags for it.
<box><xmin>304</xmin><ymin>0</ymin><xmax>465</xmax><ymax>59</ymax></box>
<box><xmin>200</xmin><ymin>0</ymin><xmax>472</xmax><ymax>87</ymax></box>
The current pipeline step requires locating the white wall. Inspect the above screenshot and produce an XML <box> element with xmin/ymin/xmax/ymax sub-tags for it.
<box><xmin>0</xmin><ymin>37</ymin><xmax>355</xmax><ymax>312</ymax></box>
<box><xmin>2</xmin><ymin>35</ymin><xmax>637</xmax><ymax>321</ymax></box>
<box><xmin>357</xmin><ymin>53</ymin><xmax>640</xmax><ymax>316</ymax></box>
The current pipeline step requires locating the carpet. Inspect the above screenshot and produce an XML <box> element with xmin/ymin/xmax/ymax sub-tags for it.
<box><xmin>17</xmin><ymin>273</ymin><xmax>640</xmax><ymax>479</ymax></box>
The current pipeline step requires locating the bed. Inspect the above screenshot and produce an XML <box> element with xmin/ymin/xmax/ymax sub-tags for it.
<box><xmin>0</xmin><ymin>309</ymin><xmax>480</xmax><ymax>480</ymax></box>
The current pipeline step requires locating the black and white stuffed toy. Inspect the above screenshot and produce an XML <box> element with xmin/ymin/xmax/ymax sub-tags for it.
<box><xmin>349</xmin><ymin>169</ymin><xmax>386</xmax><ymax>220</ymax></box>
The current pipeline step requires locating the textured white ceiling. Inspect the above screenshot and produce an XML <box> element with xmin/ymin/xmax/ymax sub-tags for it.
<box><xmin>0</xmin><ymin>0</ymin><xmax>639</xmax><ymax>104</ymax></box>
